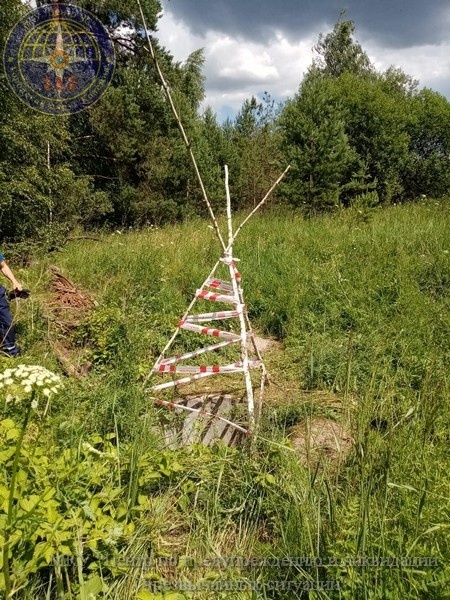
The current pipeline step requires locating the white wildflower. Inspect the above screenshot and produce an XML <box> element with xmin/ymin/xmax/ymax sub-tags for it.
<box><xmin>0</xmin><ymin>364</ymin><xmax>63</xmax><ymax>407</ymax></box>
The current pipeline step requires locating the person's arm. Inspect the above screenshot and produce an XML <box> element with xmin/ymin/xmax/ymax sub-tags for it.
<box><xmin>0</xmin><ymin>259</ymin><xmax>22</xmax><ymax>291</ymax></box>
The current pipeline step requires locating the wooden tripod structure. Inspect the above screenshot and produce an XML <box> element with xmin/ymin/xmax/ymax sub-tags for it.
<box><xmin>137</xmin><ymin>1</ymin><xmax>290</xmax><ymax>434</ymax></box>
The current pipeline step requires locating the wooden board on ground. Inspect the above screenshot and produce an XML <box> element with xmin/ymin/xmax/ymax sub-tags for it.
<box><xmin>159</xmin><ymin>394</ymin><xmax>246</xmax><ymax>448</ymax></box>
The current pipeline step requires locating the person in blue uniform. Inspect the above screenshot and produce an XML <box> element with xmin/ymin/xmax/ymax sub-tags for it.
<box><xmin>0</xmin><ymin>252</ymin><xmax>22</xmax><ymax>357</ymax></box>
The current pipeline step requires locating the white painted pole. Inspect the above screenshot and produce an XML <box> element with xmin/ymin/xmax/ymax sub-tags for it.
<box><xmin>224</xmin><ymin>166</ymin><xmax>255</xmax><ymax>430</ymax></box>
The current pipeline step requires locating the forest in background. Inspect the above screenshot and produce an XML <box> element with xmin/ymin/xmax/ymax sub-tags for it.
<box><xmin>1</xmin><ymin>0</ymin><xmax>450</xmax><ymax>246</ymax></box>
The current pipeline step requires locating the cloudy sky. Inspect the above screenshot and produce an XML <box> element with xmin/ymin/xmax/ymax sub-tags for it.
<box><xmin>155</xmin><ymin>0</ymin><xmax>450</xmax><ymax>121</ymax></box>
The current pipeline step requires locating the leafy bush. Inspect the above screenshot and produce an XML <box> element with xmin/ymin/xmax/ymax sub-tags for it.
<box><xmin>76</xmin><ymin>307</ymin><xmax>128</xmax><ymax>366</ymax></box>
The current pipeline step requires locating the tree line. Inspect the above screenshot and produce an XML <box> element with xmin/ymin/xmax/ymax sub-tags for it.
<box><xmin>1</xmin><ymin>1</ymin><xmax>450</xmax><ymax>246</ymax></box>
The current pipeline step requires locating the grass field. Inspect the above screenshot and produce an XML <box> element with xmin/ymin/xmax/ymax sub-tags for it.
<box><xmin>1</xmin><ymin>200</ymin><xmax>450</xmax><ymax>599</ymax></box>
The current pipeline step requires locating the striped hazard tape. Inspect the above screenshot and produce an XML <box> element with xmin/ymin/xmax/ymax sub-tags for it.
<box><xmin>158</xmin><ymin>362</ymin><xmax>241</xmax><ymax>374</ymax></box>
<box><xmin>230</xmin><ymin>262</ymin><xmax>241</xmax><ymax>282</ymax></box>
<box><xmin>151</xmin><ymin>370</ymin><xmax>224</xmax><ymax>391</ymax></box>
<box><xmin>185</xmin><ymin>310</ymin><xmax>241</xmax><ymax>323</ymax></box>
<box><xmin>196</xmin><ymin>290</ymin><xmax>238</xmax><ymax>303</ymax></box>
<box><xmin>205</xmin><ymin>278</ymin><xmax>234</xmax><ymax>293</ymax></box>
<box><xmin>179</xmin><ymin>322</ymin><xmax>241</xmax><ymax>340</ymax></box>
<box><xmin>159</xmin><ymin>338</ymin><xmax>241</xmax><ymax>366</ymax></box>
<box><xmin>157</xmin><ymin>360</ymin><xmax>261</xmax><ymax>374</ymax></box>
<box><xmin>220</xmin><ymin>256</ymin><xmax>241</xmax><ymax>282</ymax></box>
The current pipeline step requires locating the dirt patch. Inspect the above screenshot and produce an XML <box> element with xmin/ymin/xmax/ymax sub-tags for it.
<box><xmin>249</xmin><ymin>335</ymin><xmax>282</xmax><ymax>354</ymax></box>
<box><xmin>45</xmin><ymin>266</ymin><xmax>95</xmax><ymax>378</ymax></box>
<box><xmin>289</xmin><ymin>417</ymin><xmax>353</xmax><ymax>469</ymax></box>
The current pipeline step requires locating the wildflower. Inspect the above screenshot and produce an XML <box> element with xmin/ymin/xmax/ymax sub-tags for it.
<box><xmin>0</xmin><ymin>364</ymin><xmax>63</xmax><ymax>408</ymax></box>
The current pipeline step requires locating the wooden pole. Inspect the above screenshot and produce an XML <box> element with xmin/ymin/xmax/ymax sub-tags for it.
<box><xmin>225</xmin><ymin>165</ymin><xmax>233</xmax><ymax>248</ymax></box>
<box><xmin>224</xmin><ymin>166</ymin><xmax>255</xmax><ymax>430</ymax></box>
<box><xmin>232</xmin><ymin>164</ymin><xmax>291</xmax><ymax>247</ymax></box>
<box><xmin>135</xmin><ymin>0</ymin><xmax>227</xmax><ymax>253</ymax></box>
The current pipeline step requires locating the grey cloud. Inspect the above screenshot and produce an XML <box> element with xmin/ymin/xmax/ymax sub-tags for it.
<box><xmin>206</xmin><ymin>72</ymin><xmax>279</xmax><ymax>90</ymax></box>
<box><xmin>165</xmin><ymin>0</ymin><xmax>449</xmax><ymax>48</ymax></box>
<box><xmin>205</xmin><ymin>71</ymin><xmax>281</xmax><ymax>96</ymax></box>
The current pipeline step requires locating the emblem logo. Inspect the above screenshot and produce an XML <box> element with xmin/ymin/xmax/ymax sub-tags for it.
<box><xmin>3</xmin><ymin>2</ymin><xmax>115</xmax><ymax>115</ymax></box>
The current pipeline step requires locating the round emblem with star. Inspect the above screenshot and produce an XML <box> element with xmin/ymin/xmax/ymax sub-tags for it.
<box><xmin>4</xmin><ymin>3</ymin><xmax>115</xmax><ymax>115</ymax></box>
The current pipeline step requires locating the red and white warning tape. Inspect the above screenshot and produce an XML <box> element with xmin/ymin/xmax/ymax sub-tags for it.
<box><xmin>179</xmin><ymin>322</ymin><xmax>241</xmax><ymax>340</ymax></box>
<box><xmin>196</xmin><ymin>290</ymin><xmax>238</xmax><ymax>304</ymax></box>
<box><xmin>152</xmin><ymin>397</ymin><xmax>250</xmax><ymax>435</ymax></box>
<box><xmin>205</xmin><ymin>278</ymin><xmax>234</xmax><ymax>293</ymax></box>
<box><xmin>230</xmin><ymin>264</ymin><xmax>241</xmax><ymax>282</ymax></box>
<box><xmin>151</xmin><ymin>370</ymin><xmax>223</xmax><ymax>391</ymax></box>
<box><xmin>159</xmin><ymin>338</ymin><xmax>241</xmax><ymax>366</ymax></box>
<box><xmin>156</xmin><ymin>360</ymin><xmax>261</xmax><ymax>374</ymax></box>
<box><xmin>157</xmin><ymin>361</ymin><xmax>242</xmax><ymax>374</ymax></box>
<box><xmin>185</xmin><ymin>310</ymin><xmax>241</xmax><ymax>323</ymax></box>
<box><xmin>220</xmin><ymin>256</ymin><xmax>242</xmax><ymax>282</ymax></box>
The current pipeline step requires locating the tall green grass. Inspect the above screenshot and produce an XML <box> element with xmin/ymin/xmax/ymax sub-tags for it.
<box><xmin>3</xmin><ymin>200</ymin><xmax>450</xmax><ymax>598</ymax></box>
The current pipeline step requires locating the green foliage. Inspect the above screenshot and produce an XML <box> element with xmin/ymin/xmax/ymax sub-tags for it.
<box><xmin>76</xmin><ymin>0</ymin><xmax>162</xmax><ymax>32</ymax></box>
<box><xmin>279</xmin><ymin>20</ymin><xmax>450</xmax><ymax>210</ymax></box>
<box><xmin>3</xmin><ymin>4</ymin><xmax>450</xmax><ymax>594</ymax></box>
<box><xmin>2</xmin><ymin>202</ymin><xmax>450</xmax><ymax>597</ymax></box>
<box><xmin>0</xmin><ymin>419</ymin><xmax>160</xmax><ymax>597</ymax></box>
<box><xmin>403</xmin><ymin>89</ymin><xmax>450</xmax><ymax>199</ymax></box>
<box><xmin>333</xmin><ymin>71</ymin><xmax>411</xmax><ymax>203</ymax></box>
<box><xmin>280</xmin><ymin>72</ymin><xmax>356</xmax><ymax>212</ymax></box>
<box><xmin>228</xmin><ymin>94</ymin><xmax>284</xmax><ymax>210</ymax></box>
<box><xmin>313</xmin><ymin>17</ymin><xmax>374</xmax><ymax>78</ymax></box>
<box><xmin>76</xmin><ymin>306</ymin><xmax>127</xmax><ymax>366</ymax></box>
<box><xmin>2</xmin><ymin>5</ymin><xmax>450</xmax><ymax>244</ymax></box>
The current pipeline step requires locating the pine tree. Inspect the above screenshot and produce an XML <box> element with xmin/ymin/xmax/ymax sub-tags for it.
<box><xmin>313</xmin><ymin>18</ymin><xmax>373</xmax><ymax>78</ymax></box>
<box><xmin>279</xmin><ymin>71</ymin><xmax>356</xmax><ymax>212</ymax></box>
